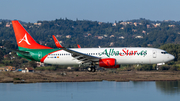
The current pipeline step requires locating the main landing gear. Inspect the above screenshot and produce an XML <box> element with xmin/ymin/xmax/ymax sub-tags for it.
<box><xmin>87</xmin><ymin>66</ymin><xmax>96</xmax><ymax>72</ymax></box>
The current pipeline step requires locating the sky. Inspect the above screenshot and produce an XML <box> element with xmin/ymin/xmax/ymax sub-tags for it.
<box><xmin>1</xmin><ymin>0</ymin><xmax>180</xmax><ymax>23</ymax></box>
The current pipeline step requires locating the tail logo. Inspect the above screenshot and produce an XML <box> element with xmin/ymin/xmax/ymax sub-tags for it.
<box><xmin>18</xmin><ymin>33</ymin><xmax>31</xmax><ymax>45</ymax></box>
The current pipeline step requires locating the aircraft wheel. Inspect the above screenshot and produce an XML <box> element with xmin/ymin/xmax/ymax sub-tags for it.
<box><xmin>87</xmin><ymin>67</ymin><xmax>92</xmax><ymax>72</ymax></box>
<box><xmin>91</xmin><ymin>67</ymin><xmax>96</xmax><ymax>72</ymax></box>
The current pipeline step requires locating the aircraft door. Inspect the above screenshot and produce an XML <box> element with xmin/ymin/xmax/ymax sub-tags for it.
<box><xmin>152</xmin><ymin>50</ymin><xmax>157</xmax><ymax>58</ymax></box>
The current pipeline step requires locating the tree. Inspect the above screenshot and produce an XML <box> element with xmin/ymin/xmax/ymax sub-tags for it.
<box><xmin>28</xmin><ymin>61</ymin><xmax>37</xmax><ymax>68</ymax></box>
<box><xmin>0</xmin><ymin>49</ymin><xmax>4</xmax><ymax>62</ymax></box>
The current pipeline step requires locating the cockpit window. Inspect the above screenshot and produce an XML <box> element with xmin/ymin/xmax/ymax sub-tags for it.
<box><xmin>161</xmin><ymin>52</ymin><xmax>168</xmax><ymax>54</ymax></box>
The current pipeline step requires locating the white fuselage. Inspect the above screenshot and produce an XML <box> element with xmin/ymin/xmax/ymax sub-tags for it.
<box><xmin>43</xmin><ymin>47</ymin><xmax>175</xmax><ymax>65</ymax></box>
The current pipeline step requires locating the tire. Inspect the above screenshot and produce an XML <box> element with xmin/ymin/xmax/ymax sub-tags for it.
<box><xmin>87</xmin><ymin>67</ymin><xmax>92</xmax><ymax>72</ymax></box>
<box><xmin>92</xmin><ymin>67</ymin><xmax>96</xmax><ymax>72</ymax></box>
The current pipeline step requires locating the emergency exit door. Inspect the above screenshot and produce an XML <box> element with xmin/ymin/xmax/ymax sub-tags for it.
<box><xmin>152</xmin><ymin>50</ymin><xmax>157</xmax><ymax>58</ymax></box>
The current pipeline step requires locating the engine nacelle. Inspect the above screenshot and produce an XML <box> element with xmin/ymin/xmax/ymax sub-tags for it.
<box><xmin>99</xmin><ymin>58</ymin><xmax>116</xmax><ymax>67</ymax></box>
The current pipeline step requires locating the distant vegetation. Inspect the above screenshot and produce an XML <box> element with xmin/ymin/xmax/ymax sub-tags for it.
<box><xmin>0</xmin><ymin>18</ymin><xmax>180</xmax><ymax>71</ymax></box>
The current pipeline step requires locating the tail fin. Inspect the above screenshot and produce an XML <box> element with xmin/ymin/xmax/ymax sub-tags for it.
<box><xmin>12</xmin><ymin>20</ymin><xmax>52</xmax><ymax>50</ymax></box>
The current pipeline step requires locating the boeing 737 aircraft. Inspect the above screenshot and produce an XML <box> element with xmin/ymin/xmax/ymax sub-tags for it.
<box><xmin>11</xmin><ymin>20</ymin><xmax>175</xmax><ymax>72</ymax></box>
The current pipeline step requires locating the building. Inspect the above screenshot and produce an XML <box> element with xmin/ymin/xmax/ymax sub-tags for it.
<box><xmin>120</xmin><ymin>21</ymin><xmax>133</xmax><ymax>25</ymax></box>
<box><xmin>88</xmin><ymin>33</ymin><xmax>92</xmax><ymax>36</ymax></box>
<box><xmin>34</xmin><ymin>23</ymin><xmax>42</xmax><ymax>26</ymax></box>
<box><xmin>36</xmin><ymin>62</ymin><xmax>45</xmax><ymax>67</ymax></box>
<box><xmin>134</xmin><ymin>22</ymin><xmax>137</xmax><ymax>26</ymax></box>
<box><xmin>22</xmin><ymin>70</ymin><xmax>26</xmax><ymax>73</ymax></box>
<box><xmin>98</xmin><ymin>36</ymin><xmax>103</xmax><ymax>39</ymax></box>
<box><xmin>112</xmin><ymin>23</ymin><xmax>116</xmax><ymax>26</ymax></box>
<box><xmin>110</xmin><ymin>35</ymin><xmax>114</xmax><ymax>38</ymax></box>
<box><xmin>67</xmin><ymin>67</ymin><xmax>74</xmax><ymax>70</ymax></box>
<box><xmin>104</xmin><ymin>35</ymin><xmax>108</xmax><ymax>37</ymax></box>
<box><xmin>0</xmin><ymin>66</ymin><xmax>16</xmax><ymax>71</ymax></box>
<box><xmin>119</xmin><ymin>36</ymin><xmax>125</xmax><ymax>39</ymax></box>
<box><xmin>26</xmin><ymin>67</ymin><xmax>34</xmax><ymax>72</ymax></box>
<box><xmin>138</xmin><ymin>23</ymin><xmax>143</xmax><ymax>25</ymax></box>
<box><xmin>59</xmin><ymin>41</ymin><xmax>63</xmax><ymax>44</ymax></box>
<box><xmin>142</xmin><ymin>30</ymin><xmax>146</xmax><ymax>34</ymax></box>
<box><xmin>147</xmin><ymin>44</ymin><xmax>152</xmax><ymax>47</ymax></box>
<box><xmin>98</xmin><ymin>22</ymin><xmax>102</xmax><ymax>25</ymax></box>
<box><xmin>109</xmin><ymin>42</ymin><xmax>114</xmax><ymax>46</ymax></box>
<box><xmin>132</xmin><ymin>29</ymin><xmax>137</xmax><ymax>32</ymax></box>
<box><xmin>66</xmin><ymin>35</ymin><xmax>71</xmax><ymax>38</ymax></box>
<box><xmin>6</xmin><ymin>23</ymin><xmax>11</xmax><ymax>27</ymax></box>
<box><xmin>147</xmin><ymin>25</ymin><xmax>150</xmax><ymax>28</ymax></box>
<box><xmin>22</xmin><ymin>67</ymin><xmax>34</xmax><ymax>73</ymax></box>
<box><xmin>56</xmin><ymin>35</ymin><xmax>62</xmax><ymax>37</ymax></box>
<box><xmin>153</xmin><ymin>23</ymin><xmax>161</xmax><ymax>27</ymax></box>
<box><xmin>135</xmin><ymin>36</ymin><xmax>143</xmax><ymax>38</ymax></box>
<box><xmin>168</xmin><ymin>25</ymin><xmax>175</xmax><ymax>27</ymax></box>
<box><xmin>7</xmin><ymin>66</ymin><xmax>16</xmax><ymax>71</ymax></box>
<box><xmin>0</xmin><ymin>67</ymin><xmax>8</xmax><ymax>72</ymax></box>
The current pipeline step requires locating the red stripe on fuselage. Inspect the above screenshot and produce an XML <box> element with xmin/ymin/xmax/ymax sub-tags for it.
<box><xmin>40</xmin><ymin>49</ymin><xmax>63</xmax><ymax>63</ymax></box>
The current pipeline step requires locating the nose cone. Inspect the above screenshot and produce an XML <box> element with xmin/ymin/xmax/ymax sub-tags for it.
<box><xmin>169</xmin><ymin>54</ymin><xmax>175</xmax><ymax>61</ymax></box>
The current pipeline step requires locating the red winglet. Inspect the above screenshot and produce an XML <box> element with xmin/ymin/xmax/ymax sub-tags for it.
<box><xmin>52</xmin><ymin>35</ymin><xmax>63</xmax><ymax>48</ymax></box>
<box><xmin>77</xmin><ymin>44</ymin><xmax>81</xmax><ymax>48</ymax></box>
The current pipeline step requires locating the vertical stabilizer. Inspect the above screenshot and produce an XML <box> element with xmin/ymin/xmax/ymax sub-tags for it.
<box><xmin>12</xmin><ymin>20</ymin><xmax>52</xmax><ymax>50</ymax></box>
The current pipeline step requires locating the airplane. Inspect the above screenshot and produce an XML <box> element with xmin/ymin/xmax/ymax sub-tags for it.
<box><xmin>11</xmin><ymin>20</ymin><xmax>175</xmax><ymax>72</ymax></box>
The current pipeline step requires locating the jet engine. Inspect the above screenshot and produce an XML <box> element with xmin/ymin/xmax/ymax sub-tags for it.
<box><xmin>99</xmin><ymin>58</ymin><xmax>116</xmax><ymax>67</ymax></box>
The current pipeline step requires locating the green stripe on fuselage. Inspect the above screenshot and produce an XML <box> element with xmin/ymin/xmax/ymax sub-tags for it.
<box><xmin>18</xmin><ymin>47</ymin><xmax>61</xmax><ymax>61</ymax></box>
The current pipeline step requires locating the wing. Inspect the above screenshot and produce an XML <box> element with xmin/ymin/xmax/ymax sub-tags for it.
<box><xmin>52</xmin><ymin>35</ymin><xmax>100</xmax><ymax>63</ymax></box>
<box><xmin>63</xmin><ymin>48</ymin><xmax>100</xmax><ymax>63</ymax></box>
<box><xmin>2</xmin><ymin>47</ymin><xmax>30</xmax><ymax>55</ymax></box>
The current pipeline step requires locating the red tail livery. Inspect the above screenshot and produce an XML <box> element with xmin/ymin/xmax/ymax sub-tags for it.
<box><xmin>12</xmin><ymin>20</ymin><xmax>52</xmax><ymax>50</ymax></box>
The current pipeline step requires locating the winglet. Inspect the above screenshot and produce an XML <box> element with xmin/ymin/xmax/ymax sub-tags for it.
<box><xmin>77</xmin><ymin>44</ymin><xmax>81</xmax><ymax>48</ymax></box>
<box><xmin>52</xmin><ymin>35</ymin><xmax>64</xmax><ymax>48</ymax></box>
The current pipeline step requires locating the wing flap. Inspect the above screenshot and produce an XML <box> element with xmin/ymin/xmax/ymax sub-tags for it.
<box><xmin>63</xmin><ymin>48</ymin><xmax>100</xmax><ymax>62</ymax></box>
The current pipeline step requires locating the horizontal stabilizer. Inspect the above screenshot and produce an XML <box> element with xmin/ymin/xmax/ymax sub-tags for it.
<box><xmin>2</xmin><ymin>47</ymin><xmax>30</xmax><ymax>56</ymax></box>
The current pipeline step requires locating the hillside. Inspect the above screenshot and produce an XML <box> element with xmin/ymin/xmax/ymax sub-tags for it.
<box><xmin>0</xmin><ymin>18</ymin><xmax>180</xmax><ymax>48</ymax></box>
